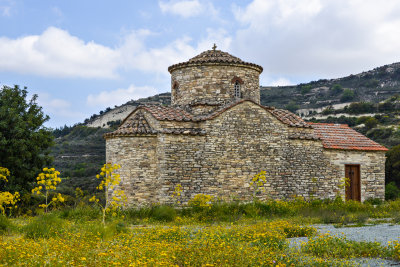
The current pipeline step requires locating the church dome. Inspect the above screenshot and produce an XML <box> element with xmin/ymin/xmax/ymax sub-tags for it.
<box><xmin>168</xmin><ymin>48</ymin><xmax>263</xmax><ymax>73</ymax></box>
<box><xmin>168</xmin><ymin>46</ymin><xmax>263</xmax><ymax>110</ymax></box>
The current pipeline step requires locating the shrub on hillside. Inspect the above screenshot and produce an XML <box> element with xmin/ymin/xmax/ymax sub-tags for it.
<box><xmin>385</xmin><ymin>182</ymin><xmax>400</xmax><ymax>200</ymax></box>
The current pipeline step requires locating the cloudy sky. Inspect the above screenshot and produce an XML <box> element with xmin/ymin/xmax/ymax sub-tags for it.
<box><xmin>1</xmin><ymin>0</ymin><xmax>400</xmax><ymax>128</ymax></box>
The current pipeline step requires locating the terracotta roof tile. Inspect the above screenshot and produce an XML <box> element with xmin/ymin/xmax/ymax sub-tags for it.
<box><xmin>168</xmin><ymin>49</ymin><xmax>263</xmax><ymax>73</ymax></box>
<box><xmin>288</xmin><ymin>133</ymin><xmax>320</xmax><ymax>140</ymax></box>
<box><xmin>268</xmin><ymin>109</ymin><xmax>311</xmax><ymax>128</ymax></box>
<box><xmin>310</xmin><ymin>123</ymin><xmax>388</xmax><ymax>151</ymax></box>
<box><xmin>160</xmin><ymin>128</ymin><xmax>206</xmax><ymax>135</ymax></box>
<box><xmin>141</xmin><ymin>105</ymin><xmax>194</xmax><ymax>121</ymax></box>
<box><xmin>104</xmin><ymin>111</ymin><xmax>157</xmax><ymax>138</ymax></box>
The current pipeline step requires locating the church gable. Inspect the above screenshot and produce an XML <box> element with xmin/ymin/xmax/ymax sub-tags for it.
<box><xmin>105</xmin><ymin>110</ymin><xmax>157</xmax><ymax>138</ymax></box>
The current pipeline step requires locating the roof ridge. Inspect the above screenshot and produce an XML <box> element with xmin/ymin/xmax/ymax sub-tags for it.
<box><xmin>168</xmin><ymin>49</ymin><xmax>263</xmax><ymax>73</ymax></box>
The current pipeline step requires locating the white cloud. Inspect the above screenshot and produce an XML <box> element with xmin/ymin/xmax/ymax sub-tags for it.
<box><xmin>0</xmin><ymin>0</ymin><xmax>14</xmax><ymax>17</ymax></box>
<box><xmin>0</xmin><ymin>26</ymin><xmax>231</xmax><ymax>79</ymax></box>
<box><xmin>270</xmin><ymin>78</ymin><xmax>292</xmax><ymax>86</ymax></box>
<box><xmin>159</xmin><ymin>0</ymin><xmax>203</xmax><ymax>18</ymax></box>
<box><xmin>35</xmin><ymin>92</ymin><xmax>84</xmax><ymax>121</ymax></box>
<box><xmin>232</xmin><ymin>0</ymin><xmax>400</xmax><ymax>81</ymax></box>
<box><xmin>0</xmin><ymin>27</ymin><xmax>119</xmax><ymax>78</ymax></box>
<box><xmin>86</xmin><ymin>84</ymin><xmax>158</xmax><ymax>108</ymax></box>
<box><xmin>120</xmin><ymin>27</ymin><xmax>232</xmax><ymax>74</ymax></box>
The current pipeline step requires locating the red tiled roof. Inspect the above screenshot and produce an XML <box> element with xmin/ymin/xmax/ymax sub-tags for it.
<box><xmin>310</xmin><ymin>123</ymin><xmax>388</xmax><ymax>151</ymax></box>
<box><xmin>197</xmin><ymin>99</ymin><xmax>311</xmax><ymax>128</ymax></box>
<box><xmin>141</xmin><ymin>105</ymin><xmax>194</xmax><ymax>121</ymax></box>
<box><xmin>104</xmin><ymin>111</ymin><xmax>157</xmax><ymax>138</ymax></box>
<box><xmin>107</xmin><ymin>101</ymin><xmax>322</xmax><ymax>139</ymax></box>
<box><xmin>268</xmin><ymin>109</ymin><xmax>311</xmax><ymax>128</ymax></box>
<box><xmin>168</xmin><ymin>49</ymin><xmax>263</xmax><ymax>73</ymax></box>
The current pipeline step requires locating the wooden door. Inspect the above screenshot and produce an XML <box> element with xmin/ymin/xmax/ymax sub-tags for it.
<box><xmin>345</xmin><ymin>165</ymin><xmax>361</xmax><ymax>201</ymax></box>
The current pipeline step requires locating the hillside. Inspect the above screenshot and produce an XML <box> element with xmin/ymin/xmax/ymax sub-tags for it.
<box><xmin>83</xmin><ymin>62</ymin><xmax>400</xmax><ymax>128</ymax></box>
<box><xmin>261</xmin><ymin>62</ymin><xmax>400</xmax><ymax>111</ymax></box>
<box><xmin>50</xmin><ymin>126</ymin><xmax>114</xmax><ymax>194</ymax></box>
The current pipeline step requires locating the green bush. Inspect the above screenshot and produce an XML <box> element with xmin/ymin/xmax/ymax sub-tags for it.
<box><xmin>24</xmin><ymin>213</ymin><xmax>66</xmax><ymax>239</ymax></box>
<box><xmin>58</xmin><ymin>205</ymin><xmax>101</xmax><ymax>221</ymax></box>
<box><xmin>150</xmin><ymin>205</ymin><xmax>176</xmax><ymax>222</ymax></box>
<box><xmin>0</xmin><ymin>215</ymin><xmax>14</xmax><ymax>234</ymax></box>
<box><xmin>385</xmin><ymin>182</ymin><xmax>400</xmax><ymax>200</ymax></box>
<box><xmin>341</xmin><ymin>89</ymin><xmax>355</xmax><ymax>102</ymax></box>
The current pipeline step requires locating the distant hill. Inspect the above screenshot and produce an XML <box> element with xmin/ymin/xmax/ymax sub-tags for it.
<box><xmin>261</xmin><ymin>62</ymin><xmax>400</xmax><ymax>111</ymax></box>
<box><xmin>84</xmin><ymin>61</ymin><xmax>400</xmax><ymax>128</ymax></box>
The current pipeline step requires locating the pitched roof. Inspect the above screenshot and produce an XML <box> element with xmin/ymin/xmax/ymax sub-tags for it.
<box><xmin>106</xmin><ymin>101</ymin><xmax>326</xmax><ymax>139</ymax></box>
<box><xmin>139</xmin><ymin>105</ymin><xmax>194</xmax><ymax>121</ymax></box>
<box><xmin>120</xmin><ymin>100</ymin><xmax>310</xmax><ymax>127</ymax></box>
<box><xmin>310</xmin><ymin>123</ymin><xmax>388</xmax><ymax>151</ymax></box>
<box><xmin>168</xmin><ymin>49</ymin><xmax>263</xmax><ymax>73</ymax></box>
<box><xmin>104</xmin><ymin>111</ymin><xmax>157</xmax><ymax>138</ymax></box>
<box><xmin>268</xmin><ymin>109</ymin><xmax>311</xmax><ymax>128</ymax></box>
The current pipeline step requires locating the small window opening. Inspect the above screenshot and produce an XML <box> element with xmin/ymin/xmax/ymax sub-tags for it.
<box><xmin>234</xmin><ymin>81</ymin><xmax>241</xmax><ymax>98</ymax></box>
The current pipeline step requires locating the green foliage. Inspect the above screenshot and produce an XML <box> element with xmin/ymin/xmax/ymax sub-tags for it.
<box><xmin>300</xmin><ymin>85</ymin><xmax>312</xmax><ymax>95</ymax></box>
<box><xmin>285</xmin><ymin>101</ymin><xmax>299</xmax><ymax>112</ymax></box>
<box><xmin>0</xmin><ymin>215</ymin><xmax>14</xmax><ymax>234</ymax></box>
<box><xmin>346</xmin><ymin>102</ymin><xmax>375</xmax><ymax>114</ymax></box>
<box><xmin>0</xmin><ymin>85</ymin><xmax>53</xmax><ymax>192</ymax></box>
<box><xmin>385</xmin><ymin>182</ymin><xmax>400</xmax><ymax>200</ymax></box>
<box><xmin>386</xmin><ymin>144</ymin><xmax>400</xmax><ymax>186</ymax></box>
<box><xmin>24</xmin><ymin>213</ymin><xmax>66</xmax><ymax>239</ymax></box>
<box><xmin>50</xmin><ymin>125</ymin><xmax>112</xmax><ymax>193</ymax></box>
<box><xmin>364</xmin><ymin>117</ymin><xmax>379</xmax><ymax>130</ymax></box>
<box><xmin>340</xmin><ymin>89</ymin><xmax>355</xmax><ymax>102</ymax></box>
<box><xmin>330</xmin><ymin>84</ymin><xmax>343</xmax><ymax>94</ymax></box>
<box><xmin>302</xmin><ymin>234</ymin><xmax>388</xmax><ymax>258</ymax></box>
<box><xmin>150</xmin><ymin>205</ymin><xmax>177</xmax><ymax>222</ymax></box>
<box><xmin>58</xmin><ymin>206</ymin><xmax>101</xmax><ymax>222</ymax></box>
<box><xmin>362</xmin><ymin>79</ymin><xmax>380</xmax><ymax>88</ymax></box>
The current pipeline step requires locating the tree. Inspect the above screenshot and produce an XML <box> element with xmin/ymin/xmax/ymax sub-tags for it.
<box><xmin>285</xmin><ymin>101</ymin><xmax>299</xmax><ymax>113</ymax></box>
<box><xmin>340</xmin><ymin>89</ymin><xmax>355</xmax><ymax>102</ymax></box>
<box><xmin>330</xmin><ymin>84</ymin><xmax>343</xmax><ymax>94</ymax></box>
<box><xmin>386</xmin><ymin>144</ymin><xmax>400</xmax><ymax>187</ymax></box>
<box><xmin>0</xmin><ymin>85</ymin><xmax>53</xmax><ymax>192</ymax></box>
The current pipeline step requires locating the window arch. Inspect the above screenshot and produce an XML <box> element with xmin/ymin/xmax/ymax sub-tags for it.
<box><xmin>172</xmin><ymin>81</ymin><xmax>179</xmax><ymax>100</ymax></box>
<box><xmin>172</xmin><ymin>81</ymin><xmax>179</xmax><ymax>90</ymax></box>
<box><xmin>234</xmin><ymin>81</ymin><xmax>241</xmax><ymax>98</ymax></box>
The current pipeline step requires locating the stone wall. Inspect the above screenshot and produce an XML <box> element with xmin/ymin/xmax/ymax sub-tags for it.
<box><xmin>155</xmin><ymin>102</ymin><xmax>347</xmax><ymax>204</ymax></box>
<box><xmin>170</xmin><ymin>65</ymin><xmax>261</xmax><ymax>107</ymax></box>
<box><xmin>106</xmin><ymin>136</ymin><xmax>161</xmax><ymax>205</ymax></box>
<box><xmin>106</xmin><ymin>102</ymin><xmax>386</xmax><ymax>206</ymax></box>
<box><xmin>323</xmin><ymin>150</ymin><xmax>386</xmax><ymax>201</ymax></box>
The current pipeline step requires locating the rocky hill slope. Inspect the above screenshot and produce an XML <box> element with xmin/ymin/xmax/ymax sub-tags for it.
<box><xmin>84</xmin><ymin>62</ymin><xmax>400</xmax><ymax>128</ymax></box>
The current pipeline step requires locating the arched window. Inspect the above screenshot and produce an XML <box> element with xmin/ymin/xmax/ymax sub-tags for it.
<box><xmin>172</xmin><ymin>81</ymin><xmax>179</xmax><ymax>99</ymax></box>
<box><xmin>234</xmin><ymin>81</ymin><xmax>241</xmax><ymax>98</ymax></box>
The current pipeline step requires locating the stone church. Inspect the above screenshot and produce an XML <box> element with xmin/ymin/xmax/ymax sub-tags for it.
<box><xmin>105</xmin><ymin>47</ymin><xmax>387</xmax><ymax>205</ymax></box>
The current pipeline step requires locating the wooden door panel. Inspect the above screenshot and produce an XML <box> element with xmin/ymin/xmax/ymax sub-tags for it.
<box><xmin>345</xmin><ymin>165</ymin><xmax>361</xmax><ymax>201</ymax></box>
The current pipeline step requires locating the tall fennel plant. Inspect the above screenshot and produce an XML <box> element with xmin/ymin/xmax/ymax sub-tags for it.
<box><xmin>90</xmin><ymin>163</ymin><xmax>127</xmax><ymax>225</ymax></box>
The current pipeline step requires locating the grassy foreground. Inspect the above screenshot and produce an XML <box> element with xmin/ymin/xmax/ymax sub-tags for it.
<box><xmin>1</xmin><ymin>199</ymin><xmax>400</xmax><ymax>266</ymax></box>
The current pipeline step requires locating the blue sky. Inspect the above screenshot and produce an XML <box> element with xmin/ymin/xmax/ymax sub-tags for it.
<box><xmin>1</xmin><ymin>0</ymin><xmax>400</xmax><ymax>128</ymax></box>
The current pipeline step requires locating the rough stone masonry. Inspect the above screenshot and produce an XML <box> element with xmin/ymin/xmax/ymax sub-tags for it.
<box><xmin>105</xmin><ymin>48</ymin><xmax>387</xmax><ymax>206</ymax></box>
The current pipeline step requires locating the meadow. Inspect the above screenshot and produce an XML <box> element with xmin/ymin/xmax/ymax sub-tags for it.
<box><xmin>1</xmin><ymin>198</ymin><xmax>400</xmax><ymax>266</ymax></box>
